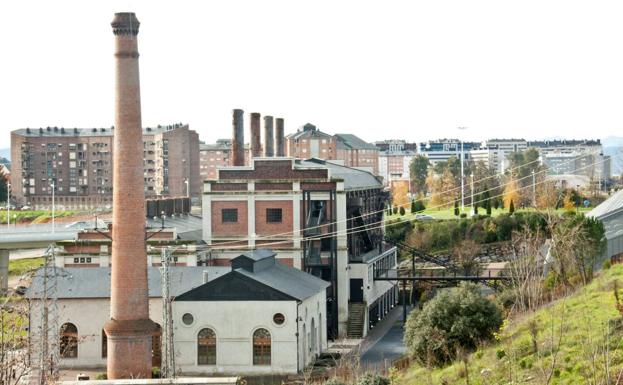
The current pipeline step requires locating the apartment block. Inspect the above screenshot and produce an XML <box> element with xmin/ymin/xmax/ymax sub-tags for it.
<box><xmin>11</xmin><ymin>124</ymin><xmax>200</xmax><ymax>209</ymax></box>
<box><xmin>199</xmin><ymin>139</ymin><xmax>251</xmax><ymax>181</ymax></box>
<box><xmin>335</xmin><ymin>134</ymin><xmax>379</xmax><ymax>174</ymax></box>
<box><xmin>375</xmin><ymin>140</ymin><xmax>418</xmax><ymax>185</ymax></box>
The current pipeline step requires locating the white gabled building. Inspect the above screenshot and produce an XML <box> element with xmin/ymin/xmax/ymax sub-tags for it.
<box><xmin>26</xmin><ymin>249</ymin><xmax>329</xmax><ymax>375</ymax></box>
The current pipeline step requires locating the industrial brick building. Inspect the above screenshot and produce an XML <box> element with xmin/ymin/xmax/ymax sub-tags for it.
<box><xmin>202</xmin><ymin>157</ymin><xmax>398</xmax><ymax>339</ymax></box>
<box><xmin>375</xmin><ymin>140</ymin><xmax>418</xmax><ymax>185</ymax></box>
<box><xmin>335</xmin><ymin>134</ymin><xmax>379</xmax><ymax>174</ymax></box>
<box><xmin>10</xmin><ymin>123</ymin><xmax>200</xmax><ymax>209</ymax></box>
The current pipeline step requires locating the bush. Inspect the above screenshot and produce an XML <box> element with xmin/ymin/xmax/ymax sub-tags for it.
<box><xmin>399</xmin><ymin>206</ymin><xmax>406</xmax><ymax>216</ymax></box>
<box><xmin>603</xmin><ymin>259</ymin><xmax>612</xmax><ymax>270</ymax></box>
<box><xmin>357</xmin><ymin>373</ymin><xmax>390</xmax><ymax>385</ymax></box>
<box><xmin>151</xmin><ymin>367</ymin><xmax>161</xmax><ymax>379</ymax></box>
<box><xmin>95</xmin><ymin>373</ymin><xmax>107</xmax><ymax>380</ymax></box>
<box><xmin>392</xmin><ymin>206</ymin><xmax>398</xmax><ymax>215</ymax></box>
<box><xmin>460</xmin><ymin>213</ymin><xmax>467</xmax><ymax>219</ymax></box>
<box><xmin>404</xmin><ymin>283</ymin><xmax>503</xmax><ymax>366</ymax></box>
<box><xmin>509</xmin><ymin>199</ymin><xmax>515</xmax><ymax>214</ymax></box>
<box><xmin>414</xmin><ymin>200</ymin><xmax>426</xmax><ymax>212</ymax></box>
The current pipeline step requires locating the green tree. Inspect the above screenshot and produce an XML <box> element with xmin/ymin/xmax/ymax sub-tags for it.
<box><xmin>399</xmin><ymin>206</ymin><xmax>406</xmax><ymax>216</ymax></box>
<box><xmin>454</xmin><ymin>200</ymin><xmax>459</xmax><ymax>216</ymax></box>
<box><xmin>409</xmin><ymin>155</ymin><xmax>430</xmax><ymax>195</ymax></box>
<box><xmin>485</xmin><ymin>199</ymin><xmax>492</xmax><ymax>216</ymax></box>
<box><xmin>404</xmin><ymin>283</ymin><xmax>503</xmax><ymax>366</ymax></box>
<box><xmin>509</xmin><ymin>199</ymin><xmax>515</xmax><ymax>214</ymax></box>
<box><xmin>411</xmin><ymin>199</ymin><xmax>416</xmax><ymax>214</ymax></box>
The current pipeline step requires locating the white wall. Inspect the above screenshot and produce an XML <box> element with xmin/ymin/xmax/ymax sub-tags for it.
<box><xmin>174</xmin><ymin>296</ymin><xmax>325</xmax><ymax>375</ymax></box>
<box><xmin>30</xmin><ymin>298</ymin><xmax>164</xmax><ymax>370</ymax></box>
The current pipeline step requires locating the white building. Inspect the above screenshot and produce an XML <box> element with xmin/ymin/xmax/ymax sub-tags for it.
<box><xmin>26</xmin><ymin>250</ymin><xmax>329</xmax><ymax>375</ymax></box>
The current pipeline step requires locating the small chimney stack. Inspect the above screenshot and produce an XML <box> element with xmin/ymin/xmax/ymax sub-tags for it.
<box><xmin>263</xmin><ymin>116</ymin><xmax>274</xmax><ymax>157</ymax></box>
<box><xmin>232</xmin><ymin>109</ymin><xmax>245</xmax><ymax>166</ymax></box>
<box><xmin>250</xmin><ymin>112</ymin><xmax>262</xmax><ymax>158</ymax></box>
<box><xmin>275</xmin><ymin>118</ymin><xmax>285</xmax><ymax>157</ymax></box>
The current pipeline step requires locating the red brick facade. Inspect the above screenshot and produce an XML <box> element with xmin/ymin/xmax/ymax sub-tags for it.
<box><xmin>211</xmin><ymin>201</ymin><xmax>248</xmax><ymax>236</ymax></box>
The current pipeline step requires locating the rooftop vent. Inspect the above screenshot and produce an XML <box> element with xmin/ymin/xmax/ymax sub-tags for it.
<box><xmin>39</xmin><ymin>128</ymin><xmax>43</xmax><ymax>134</ymax></box>
<box><xmin>74</xmin><ymin>128</ymin><xmax>78</xmax><ymax>134</ymax></box>
<box><xmin>61</xmin><ymin>127</ymin><xmax>65</xmax><ymax>134</ymax></box>
<box><xmin>100</xmin><ymin>128</ymin><xmax>105</xmax><ymax>132</ymax></box>
<box><xmin>46</xmin><ymin>127</ymin><xmax>51</xmax><ymax>131</ymax></box>
<box><xmin>26</xmin><ymin>128</ymin><xmax>30</xmax><ymax>134</ymax></box>
<box><xmin>92</xmin><ymin>128</ymin><xmax>97</xmax><ymax>132</ymax></box>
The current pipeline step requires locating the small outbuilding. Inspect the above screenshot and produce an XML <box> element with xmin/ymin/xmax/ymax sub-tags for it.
<box><xmin>174</xmin><ymin>249</ymin><xmax>330</xmax><ymax>375</ymax></box>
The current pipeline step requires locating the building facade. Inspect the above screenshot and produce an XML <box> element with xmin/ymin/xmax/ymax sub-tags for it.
<box><xmin>375</xmin><ymin>140</ymin><xmax>418</xmax><ymax>185</ymax></box>
<box><xmin>27</xmin><ymin>250</ymin><xmax>328</xmax><ymax>375</ymax></box>
<box><xmin>199</xmin><ymin>139</ymin><xmax>251</xmax><ymax>181</ymax></box>
<box><xmin>202</xmin><ymin>158</ymin><xmax>398</xmax><ymax>339</ymax></box>
<box><xmin>10</xmin><ymin>124</ymin><xmax>200</xmax><ymax>209</ymax></box>
<box><xmin>285</xmin><ymin>123</ymin><xmax>337</xmax><ymax>160</ymax></box>
<box><xmin>334</xmin><ymin>134</ymin><xmax>379</xmax><ymax>174</ymax></box>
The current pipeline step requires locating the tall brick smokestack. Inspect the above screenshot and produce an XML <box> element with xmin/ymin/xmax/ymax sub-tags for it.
<box><xmin>263</xmin><ymin>116</ymin><xmax>274</xmax><ymax>157</ymax></box>
<box><xmin>232</xmin><ymin>109</ymin><xmax>245</xmax><ymax>166</ymax></box>
<box><xmin>104</xmin><ymin>12</ymin><xmax>155</xmax><ymax>379</ymax></box>
<box><xmin>275</xmin><ymin>118</ymin><xmax>285</xmax><ymax>156</ymax></box>
<box><xmin>250</xmin><ymin>112</ymin><xmax>262</xmax><ymax>158</ymax></box>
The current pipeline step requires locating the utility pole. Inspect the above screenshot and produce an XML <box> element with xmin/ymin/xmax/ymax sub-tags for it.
<box><xmin>6</xmin><ymin>183</ymin><xmax>10</xmax><ymax>230</ymax></box>
<box><xmin>532</xmin><ymin>170</ymin><xmax>536</xmax><ymax>207</ymax></box>
<box><xmin>457</xmin><ymin>127</ymin><xmax>467</xmax><ymax>213</ymax></box>
<box><xmin>470</xmin><ymin>173</ymin><xmax>474</xmax><ymax>215</ymax></box>
<box><xmin>161</xmin><ymin>247</ymin><xmax>175</xmax><ymax>378</ymax></box>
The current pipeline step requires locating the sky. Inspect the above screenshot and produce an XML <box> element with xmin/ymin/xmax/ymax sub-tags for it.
<box><xmin>1</xmin><ymin>0</ymin><xmax>623</xmax><ymax>146</ymax></box>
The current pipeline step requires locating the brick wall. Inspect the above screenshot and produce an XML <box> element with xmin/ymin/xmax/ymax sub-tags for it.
<box><xmin>211</xmin><ymin>200</ymin><xmax>248</xmax><ymax>236</ymax></box>
<box><xmin>255</xmin><ymin>200</ymin><xmax>293</xmax><ymax>236</ymax></box>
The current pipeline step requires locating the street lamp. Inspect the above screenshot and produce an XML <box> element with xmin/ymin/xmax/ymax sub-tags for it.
<box><xmin>6</xmin><ymin>182</ymin><xmax>10</xmax><ymax>230</ymax></box>
<box><xmin>160</xmin><ymin>210</ymin><xmax>166</xmax><ymax>229</ymax></box>
<box><xmin>457</xmin><ymin>127</ymin><xmax>468</xmax><ymax>212</ymax></box>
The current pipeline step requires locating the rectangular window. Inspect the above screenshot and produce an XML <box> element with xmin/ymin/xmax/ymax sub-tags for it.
<box><xmin>221</xmin><ymin>208</ymin><xmax>238</xmax><ymax>223</ymax></box>
<box><xmin>266</xmin><ymin>208</ymin><xmax>282</xmax><ymax>223</ymax></box>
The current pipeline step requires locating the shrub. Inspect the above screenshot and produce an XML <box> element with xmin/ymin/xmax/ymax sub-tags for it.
<box><xmin>411</xmin><ymin>199</ymin><xmax>416</xmax><ymax>214</ymax></box>
<box><xmin>399</xmin><ymin>206</ymin><xmax>406</xmax><ymax>216</ymax></box>
<box><xmin>509</xmin><ymin>199</ymin><xmax>515</xmax><ymax>214</ymax></box>
<box><xmin>603</xmin><ymin>259</ymin><xmax>612</xmax><ymax>270</ymax></box>
<box><xmin>151</xmin><ymin>367</ymin><xmax>161</xmax><ymax>379</ymax></box>
<box><xmin>454</xmin><ymin>200</ymin><xmax>459</xmax><ymax>216</ymax></box>
<box><xmin>414</xmin><ymin>200</ymin><xmax>426</xmax><ymax>212</ymax></box>
<box><xmin>392</xmin><ymin>206</ymin><xmax>398</xmax><ymax>215</ymax></box>
<box><xmin>496</xmin><ymin>349</ymin><xmax>506</xmax><ymax>360</ymax></box>
<box><xmin>404</xmin><ymin>283</ymin><xmax>503</xmax><ymax>366</ymax></box>
<box><xmin>95</xmin><ymin>373</ymin><xmax>107</xmax><ymax>380</ymax></box>
<box><xmin>460</xmin><ymin>213</ymin><xmax>467</xmax><ymax>218</ymax></box>
<box><xmin>357</xmin><ymin>373</ymin><xmax>390</xmax><ymax>385</ymax></box>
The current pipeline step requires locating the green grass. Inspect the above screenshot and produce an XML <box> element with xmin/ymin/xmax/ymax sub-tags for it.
<box><xmin>387</xmin><ymin>206</ymin><xmax>592</xmax><ymax>221</ymax></box>
<box><xmin>9</xmin><ymin>257</ymin><xmax>44</xmax><ymax>277</ymax></box>
<box><xmin>0</xmin><ymin>210</ymin><xmax>78</xmax><ymax>225</ymax></box>
<box><xmin>399</xmin><ymin>264</ymin><xmax>623</xmax><ymax>385</ymax></box>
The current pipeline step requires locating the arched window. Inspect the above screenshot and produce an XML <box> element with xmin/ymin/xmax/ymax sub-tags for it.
<box><xmin>197</xmin><ymin>328</ymin><xmax>217</xmax><ymax>365</ymax></box>
<box><xmin>101</xmin><ymin>329</ymin><xmax>107</xmax><ymax>358</ymax></box>
<box><xmin>60</xmin><ymin>323</ymin><xmax>78</xmax><ymax>358</ymax></box>
<box><xmin>252</xmin><ymin>328</ymin><xmax>271</xmax><ymax>365</ymax></box>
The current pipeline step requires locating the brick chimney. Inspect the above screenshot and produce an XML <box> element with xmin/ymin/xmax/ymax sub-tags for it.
<box><xmin>104</xmin><ymin>12</ymin><xmax>155</xmax><ymax>379</ymax></box>
<box><xmin>250</xmin><ymin>112</ymin><xmax>262</xmax><ymax>158</ymax></box>
<box><xmin>275</xmin><ymin>118</ymin><xmax>285</xmax><ymax>157</ymax></box>
<box><xmin>263</xmin><ymin>115</ymin><xmax>274</xmax><ymax>157</ymax></box>
<box><xmin>232</xmin><ymin>109</ymin><xmax>244</xmax><ymax>166</ymax></box>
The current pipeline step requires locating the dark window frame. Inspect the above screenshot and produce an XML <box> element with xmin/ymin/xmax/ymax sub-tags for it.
<box><xmin>197</xmin><ymin>328</ymin><xmax>217</xmax><ymax>365</ymax></box>
<box><xmin>221</xmin><ymin>208</ymin><xmax>238</xmax><ymax>223</ymax></box>
<box><xmin>266</xmin><ymin>208</ymin><xmax>283</xmax><ymax>224</ymax></box>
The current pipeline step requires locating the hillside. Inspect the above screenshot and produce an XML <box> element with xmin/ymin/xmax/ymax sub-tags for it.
<box><xmin>399</xmin><ymin>264</ymin><xmax>623</xmax><ymax>385</ymax></box>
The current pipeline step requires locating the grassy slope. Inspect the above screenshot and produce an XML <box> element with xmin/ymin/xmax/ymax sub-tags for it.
<box><xmin>399</xmin><ymin>264</ymin><xmax>623</xmax><ymax>385</ymax></box>
<box><xmin>9</xmin><ymin>257</ymin><xmax>44</xmax><ymax>277</ymax></box>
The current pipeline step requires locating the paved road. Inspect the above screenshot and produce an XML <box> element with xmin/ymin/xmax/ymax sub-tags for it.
<box><xmin>359</xmin><ymin>305</ymin><xmax>412</xmax><ymax>369</ymax></box>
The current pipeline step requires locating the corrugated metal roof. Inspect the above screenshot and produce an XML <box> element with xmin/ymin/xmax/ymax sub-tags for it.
<box><xmin>588</xmin><ymin>189</ymin><xmax>623</xmax><ymax>220</ymax></box>
<box><xmin>26</xmin><ymin>266</ymin><xmax>230</xmax><ymax>299</ymax></box>
<box><xmin>295</xmin><ymin>158</ymin><xmax>382</xmax><ymax>190</ymax></box>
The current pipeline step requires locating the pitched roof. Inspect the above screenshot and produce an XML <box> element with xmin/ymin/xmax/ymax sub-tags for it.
<box><xmin>26</xmin><ymin>266</ymin><xmax>230</xmax><ymax>299</ymax></box>
<box><xmin>286</xmin><ymin>123</ymin><xmax>333</xmax><ymax>140</ymax></box>
<box><xmin>295</xmin><ymin>158</ymin><xmax>382</xmax><ymax>190</ymax></box>
<box><xmin>175</xmin><ymin>249</ymin><xmax>330</xmax><ymax>302</ymax></box>
<box><xmin>334</xmin><ymin>134</ymin><xmax>378</xmax><ymax>150</ymax></box>
<box><xmin>588</xmin><ymin>189</ymin><xmax>623</xmax><ymax>221</ymax></box>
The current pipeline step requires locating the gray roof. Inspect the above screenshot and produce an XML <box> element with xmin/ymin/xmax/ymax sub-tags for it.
<box><xmin>27</xmin><ymin>266</ymin><xmax>230</xmax><ymax>299</ymax></box>
<box><xmin>334</xmin><ymin>134</ymin><xmax>378</xmax><ymax>150</ymax></box>
<box><xmin>13</xmin><ymin>124</ymin><xmax>187</xmax><ymax>138</ymax></box>
<box><xmin>286</xmin><ymin>123</ymin><xmax>333</xmax><ymax>140</ymax></box>
<box><xmin>237</xmin><ymin>249</ymin><xmax>277</xmax><ymax>262</ymax></box>
<box><xmin>295</xmin><ymin>158</ymin><xmax>382</xmax><ymax>190</ymax></box>
<box><xmin>235</xmin><ymin>261</ymin><xmax>330</xmax><ymax>301</ymax></box>
<box><xmin>588</xmin><ymin>189</ymin><xmax>623</xmax><ymax>221</ymax></box>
